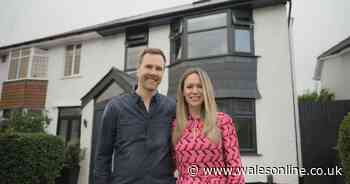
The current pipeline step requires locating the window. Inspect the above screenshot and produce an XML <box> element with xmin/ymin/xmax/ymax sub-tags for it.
<box><xmin>125</xmin><ymin>27</ymin><xmax>148</xmax><ymax>71</ymax></box>
<box><xmin>170</xmin><ymin>20</ymin><xmax>183</xmax><ymax>64</ymax></box>
<box><xmin>2</xmin><ymin>109</ymin><xmax>11</xmax><ymax>119</ymax></box>
<box><xmin>1</xmin><ymin>54</ymin><xmax>8</xmax><ymax>63</ymax></box>
<box><xmin>216</xmin><ymin>98</ymin><xmax>256</xmax><ymax>153</ymax></box>
<box><xmin>8</xmin><ymin>48</ymin><xmax>30</xmax><ymax>79</ymax></box>
<box><xmin>64</xmin><ymin>44</ymin><xmax>81</xmax><ymax>76</ymax></box>
<box><xmin>186</xmin><ymin>13</ymin><xmax>228</xmax><ymax>58</ymax></box>
<box><xmin>7</xmin><ymin>48</ymin><xmax>48</xmax><ymax>80</ymax></box>
<box><xmin>31</xmin><ymin>48</ymin><xmax>48</xmax><ymax>78</ymax></box>
<box><xmin>171</xmin><ymin>9</ymin><xmax>254</xmax><ymax>62</ymax></box>
<box><xmin>57</xmin><ymin>107</ymin><xmax>81</xmax><ymax>145</ymax></box>
<box><xmin>232</xmin><ymin>10</ymin><xmax>253</xmax><ymax>53</ymax></box>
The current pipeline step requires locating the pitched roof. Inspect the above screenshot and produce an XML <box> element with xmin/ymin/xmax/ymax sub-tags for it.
<box><xmin>80</xmin><ymin>67</ymin><xmax>135</xmax><ymax>107</ymax></box>
<box><xmin>318</xmin><ymin>36</ymin><xmax>350</xmax><ymax>60</ymax></box>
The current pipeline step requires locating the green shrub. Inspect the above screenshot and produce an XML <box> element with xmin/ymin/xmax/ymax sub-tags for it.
<box><xmin>298</xmin><ymin>88</ymin><xmax>335</xmax><ymax>103</ymax></box>
<box><xmin>4</xmin><ymin>111</ymin><xmax>49</xmax><ymax>133</ymax></box>
<box><xmin>337</xmin><ymin>112</ymin><xmax>350</xmax><ymax>184</ymax></box>
<box><xmin>0</xmin><ymin>133</ymin><xmax>65</xmax><ymax>184</ymax></box>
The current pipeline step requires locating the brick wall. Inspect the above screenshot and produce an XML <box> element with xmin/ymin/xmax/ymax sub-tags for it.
<box><xmin>0</xmin><ymin>79</ymin><xmax>48</xmax><ymax>110</ymax></box>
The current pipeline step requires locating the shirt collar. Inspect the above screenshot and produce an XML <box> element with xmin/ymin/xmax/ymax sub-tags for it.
<box><xmin>131</xmin><ymin>85</ymin><xmax>160</xmax><ymax>105</ymax></box>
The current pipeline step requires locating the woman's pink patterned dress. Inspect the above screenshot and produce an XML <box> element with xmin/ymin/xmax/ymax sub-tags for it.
<box><xmin>173</xmin><ymin>112</ymin><xmax>245</xmax><ymax>184</ymax></box>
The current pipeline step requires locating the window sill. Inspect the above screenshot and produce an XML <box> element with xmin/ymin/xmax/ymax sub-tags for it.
<box><xmin>169</xmin><ymin>53</ymin><xmax>260</xmax><ymax>67</ymax></box>
<box><xmin>240</xmin><ymin>152</ymin><xmax>262</xmax><ymax>157</ymax></box>
<box><xmin>61</xmin><ymin>75</ymin><xmax>82</xmax><ymax>80</ymax></box>
<box><xmin>4</xmin><ymin>78</ymin><xmax>48</xmax><ymax>83</ymax></box>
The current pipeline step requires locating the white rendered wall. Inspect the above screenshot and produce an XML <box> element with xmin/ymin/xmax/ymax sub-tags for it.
<box><xmin>148</xmin><ymin>25</ymin><xmax>171</xmax><ymax>95</ymax></box>
<box><xmin>43</xmin><ymin>25</ymin><xmax>171</xmax><ymax>184</ymax></box>
<box><xmin>246</xmin><ymin>4</ymin><xmax>299</xmax><ymax>184</ymax></box>
<box><xmin>45</xmin><ymin>33</ymin><xmax>125</xmax><ymax>134</ymax></box>
<box><xmin>321</xmin><ymin>51</ymin><xmax>350</xmax><ymax>100</ymax></box>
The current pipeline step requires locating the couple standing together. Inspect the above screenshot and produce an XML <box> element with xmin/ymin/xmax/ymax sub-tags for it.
<box><xmin>94</xmin><ymin>48</ymin><xmax>245</xmax><ymax>184</ymax></box>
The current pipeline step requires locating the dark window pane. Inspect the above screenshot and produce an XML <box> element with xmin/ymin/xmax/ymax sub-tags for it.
<box><xmin>3</xmin><ymin>109</ymin><xmax>11</xmax><ymax>118</ymax></box>
<box><xmin>216</xmin><ymin>98</ymin><xmax>256</xmax><ymax>152</ymax></box>
<box><xmin>187</xmin><ymin>13</ymin><xmax>227</xmax><ymax>32</ymax></box>
<box><xmin>96</xmin><ymin>82</ymin><xmax>125</xmax><ymax>103</ymax></box>
<box><xmin>60</xmin><ymin>107</ymin><xmax>81</xmax><ymax>117</ymax></box>
<box><xmin>126</xmin><ymin>45</ymin><xmax>146</xmax><ymax>70</ymax></box>
<box><xmin>232</xmin><ymin>100</ymin><xmax>254</xmax><ymax>114</ymax></box>
<box><xmin>235</xmin><ymin>29</ymin><xmax>251</xmax><ymax>53</ymax></box>
<box><xmin>58</xmin><ymin>120</ymin><xmax>69</xmax><ymax>143</ymax></box>
<box><xmin>69</xmin><ymin>119</ymin><xmax>81</xmax><ymax>143</ymax></box>
<box><xmin>234</xmin><ymin>117</ymin><xmax>254</xmax><ymax>149</ymax></box>
<box><xmin>233</xmin><ymin>10</ymin><xmax>252</xmax><ymax>23</ymax></box>
<box><xmin>188</xmin><ymin>29</ymin><xmax>227</xmax><ymax>58</ymax></box>
<box><xmin>216</xmin><ymin>99</ymin><xmax>231</xmax><ymax>114</ymax></box>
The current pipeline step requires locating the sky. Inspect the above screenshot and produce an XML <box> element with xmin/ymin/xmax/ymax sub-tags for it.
<box><xmin>0</xmin><ymin>0</ymin><xmax>349</xmax><ymax>94</ymax></box>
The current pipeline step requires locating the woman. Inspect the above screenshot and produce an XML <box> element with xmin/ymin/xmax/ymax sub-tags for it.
<box><xmin>172</xmin><ymin>68</ymin><xmax>245</xmax><ymax>184</ymax></box>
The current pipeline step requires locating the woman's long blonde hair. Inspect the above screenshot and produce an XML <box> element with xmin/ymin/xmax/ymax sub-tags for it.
<box><xmin>172</xmin><ymin>68</ymin><xmax>221</xmax><ymax>144</ymax></box>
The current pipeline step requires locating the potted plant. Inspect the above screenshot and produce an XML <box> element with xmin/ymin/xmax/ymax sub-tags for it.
<box><xmin>59</xmin><ymin>140</ymin><xmax>85</xmax><ymax>184</ymax></box>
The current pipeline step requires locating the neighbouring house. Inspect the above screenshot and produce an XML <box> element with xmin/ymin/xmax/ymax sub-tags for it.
<box><xmin>314</xmin><ymin>36</ymin><xmax>350</xmax><ymax>100</ymax></box>
<box><xmin>0</xmin><ymin>0</ymin><xmax>301</xmax><ymax>183</ymax></box>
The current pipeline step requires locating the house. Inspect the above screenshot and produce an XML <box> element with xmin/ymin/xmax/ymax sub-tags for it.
<box><xmin>0</xmin><ymin>0</ymin><xmax>301</xmax><ymax>183</ymax></box>
<box><xmin>314</xmin><ymin>36</ymin><xmax>350</xmax><ymax>100</ymax></box>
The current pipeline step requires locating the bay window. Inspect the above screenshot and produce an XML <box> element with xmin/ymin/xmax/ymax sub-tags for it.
<box><xmin>171</xmin><ymin>9</ymin><xmax>254</xmax><ymax>61</ymax></box>
<box><xmin>8</xmin><ymin>48</ymin><xmax>48</xmax><ymax>80</ymax></box>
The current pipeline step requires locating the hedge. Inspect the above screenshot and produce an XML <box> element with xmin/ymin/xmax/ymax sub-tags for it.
<box><xmin>338</xmin><ymin>112</ymin><xmax>350</xmax><ymax>184</ymax></box>
<box><xmin>0</xmin><ymin>133</ymin><xmax>65</xmax><ymax>184</ymax></box>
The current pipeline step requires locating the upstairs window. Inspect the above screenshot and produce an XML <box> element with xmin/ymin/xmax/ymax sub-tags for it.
<box><xmin>31</xmin><ymin>48</ymin><xmax>48</xmax><ymax>78</ymax></box>
<box><xmin>186</xmin><ymin>13</ymin><xmax>228</xmax><ymax>58</ymax></box>
<box><xmin>1</xmin><ymin>54</ymin><xmax>8</xmax><ymax>63</ymax></box>
<box><xmin>64</xmin><ymin>44</ymin><xmax>81</xmax><ymax>76</ymax></box>
<box><xmin>125</xmin><ymin>27</ymin><xmax>148</xmax><ymax>71</ymax></box>
<box><xmin>8</xmin><ymin>48</ymin><xmax>48</xmax><ymax>80</ymax></box>
<box><xmin>170</xmin><ymin>20</ymin><xmax>183</xmax><ymax>64</ymax></box>
<box><xmin>171</xmin><ymin>9</ymin><xmax>254</xmax><ymax>62</ymax></box>
<box><xmin>232</xmin><ymin>10</ymin><xmax>254</xmax><ymax>53</ymax></box>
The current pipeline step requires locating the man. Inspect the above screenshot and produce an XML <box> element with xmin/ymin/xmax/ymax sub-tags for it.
<box><xmin>94</xmin><ymin>48</ymin><xmax>176</xmax><ymax>184</ymax></box>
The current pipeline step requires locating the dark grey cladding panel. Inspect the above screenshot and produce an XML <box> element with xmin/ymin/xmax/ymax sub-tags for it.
<box><xmin>168</xmin><ymin>56</ymin><xmax>260</xmax><ymax>98</ymax></box>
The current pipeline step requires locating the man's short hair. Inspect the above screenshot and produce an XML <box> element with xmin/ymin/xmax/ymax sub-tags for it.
<box><xmin>138</xmin><ymin>48</ymin><xmax>166</xmax><ymax>67</ymax></box>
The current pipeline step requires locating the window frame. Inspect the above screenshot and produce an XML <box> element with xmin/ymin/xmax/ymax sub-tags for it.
<box><xmin>231</xmin><ymin>9</ymin><xmax>255</xmax><ymax>55</ymax></box>
<box><xmin>64</xmin><ymin>44</ymin><xmax>82</xmax><ymax>77</ymax></box>
<box><xmin>170</xmin><ymin>20</ymin><xmax>184</xmax><ymax>65</ymax></box>
<box><xmin>8</xmin><ymin>48</ymin><xmax>32</xmax><ymax>80</ymax></box>
<box><xmin>170</xmin><ymin>8</ymin><xmax>255</xmax><ymax>63</ymax></box>
<box><xmin>216</xmin><ymin>98</ymin><xmax>257</xmax><ymax>153</ymax></box>
<box><xmin>184</xmin><ymin>10</ymin><xmax>230</xmax><ymax>59</ymax></box>
<box><xmin>124</xmin><ymin>27</ymin><xmax>148</xmax><ymax>72</ymax></box>
<box><xmin>56</xmin><ymin>106</ymin><xmax>82</xmax><ymax>146</ymax></box>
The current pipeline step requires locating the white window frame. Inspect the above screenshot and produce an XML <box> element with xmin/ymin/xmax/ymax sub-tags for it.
<box><xmin>64</xmin><ymin>44</ymin><xmax>81</xmax><ymax>77</ymax></box>
<box><xmin>7</xmin><ymin>48</ymin><xmax>48</xmax><ymax>81</ymax></box>
<box><xmin>8</xmin><ymin>48</ymin><xmax>32</xmax><ymax>80</ymax></box>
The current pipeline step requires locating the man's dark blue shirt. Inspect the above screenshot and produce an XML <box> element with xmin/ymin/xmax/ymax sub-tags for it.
<box><xmin>94</xmin><ymin>91</ymin><xmax>176</xmax><ymax>184</ymax></box>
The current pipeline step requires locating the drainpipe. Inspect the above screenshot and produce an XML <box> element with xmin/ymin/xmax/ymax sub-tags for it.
<box><xmin>287</xmin><ymin>0</ymin><xmax>303</xmax><ymax>183</ymax></box>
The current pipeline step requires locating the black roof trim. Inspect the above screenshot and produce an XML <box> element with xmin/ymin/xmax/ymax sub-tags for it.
<box><xmin>318</xmin><ymin>36</ymin><xmax>350</xmax><ymax>60</ymax></box>
<box><xmin>80</xmin><ymin>67</ymin><xmax>135</xmax><ymax>108</ymax></box>
<box><xmin>0</xmin><ymin>0</ymin><xmax>287</xmax><ymax>50</ymax></box>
